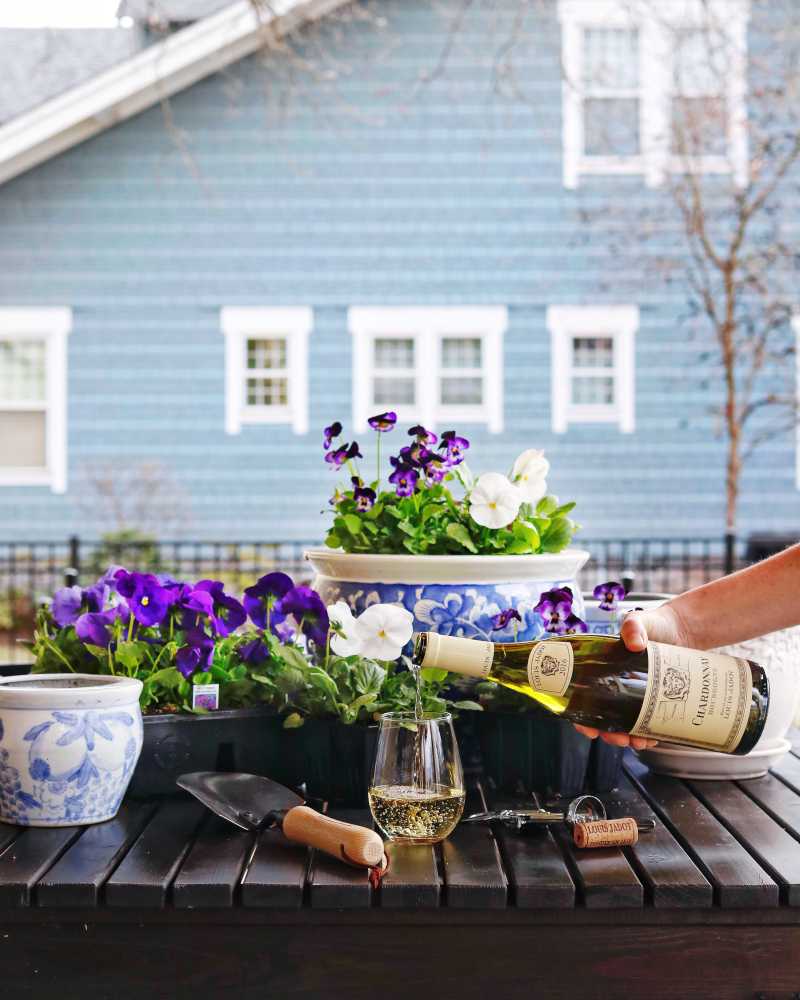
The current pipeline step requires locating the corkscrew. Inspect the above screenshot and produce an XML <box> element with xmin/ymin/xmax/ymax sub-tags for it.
<box><xmin>463</xmin><ymin>793</ymin><xmax>656</xmax><ymax>842</ymax></box>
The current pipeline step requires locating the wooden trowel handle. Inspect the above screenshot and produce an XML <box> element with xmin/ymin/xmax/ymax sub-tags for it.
<box><xmin>281</xmin><ymin>805</ymin><xmax>385</xmax><ymax>868</ymax></box>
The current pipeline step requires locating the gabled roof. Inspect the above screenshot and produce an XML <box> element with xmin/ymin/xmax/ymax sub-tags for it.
<box><xmin>0</xmin><ymin>0</ymin><xmax>350</xmax><ymax>187</ymax></box>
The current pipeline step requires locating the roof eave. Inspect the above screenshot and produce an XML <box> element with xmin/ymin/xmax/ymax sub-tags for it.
<box><xmin>0</xmin><ymin>0</ymin><xmax>349</xmax><ymax>187</ymax></box>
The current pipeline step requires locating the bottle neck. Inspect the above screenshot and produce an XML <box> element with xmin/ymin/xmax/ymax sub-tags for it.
<box><xmin>414</xmin><ymin>632</ymin><xmax>495</xmax><ymax>678</ymax></box>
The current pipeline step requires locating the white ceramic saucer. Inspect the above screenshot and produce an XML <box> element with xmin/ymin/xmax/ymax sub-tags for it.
<box><xmin>636</xmin><ymin>738</ymin><xmax>792</xmax><ymax>780</ymax></box>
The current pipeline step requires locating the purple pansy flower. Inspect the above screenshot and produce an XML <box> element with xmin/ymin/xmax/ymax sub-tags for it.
<box><xmin>368</xmin><ymin>411</ymin><xmax>397</xmax><ymax>432</ymax></box>
<box><xmin>351</xmin><ymin>477</ymin><xmax>376</xmax><ymax>512</ymax></box>
<box><xmin>534</xmin><ymin>586</ymin><xmax>575</xmax><ymax>634</ymax></box>
<box><xmin>243</xmin><ymin>572</ymin><xmax>294</xmax><ymax>630</ymax></box>
<box><xmin>75</xmin><ymin>609</ymin><xmax>120</xmax><ymax>648</ymax></box>
<box><xmin>323</xmin><ymin>421</ymin><xmax>342</xmax><ymax>450</ymax></box>
<box><xmin>239</xmin><ymin>637</ymin><xmax>270</xmax><ymax>664</ymax></box>
<box><xmin>439</xmin><ymin>430</ymin><xmax>470</xmax><ymax>466</ymax></box>
<box><xmin>564</xmin><ymin>614</ymin><xmax>589</xmax><ymax>634</ymax></box>
<box><xmin>114</xmin><ymin>570</ymin><xmax>170</xmax><ymax>627</ymax></box>
<box><xmin>398</xmin><ymin>443</ymin><xmax>435</xmax><ymax>467</ymax></box>
<box><xmin>277</xmin><ymin>585</ymin><xmax>329</xmax><ymax>647</ymax></box>
<box><xmin>388</xmin><ymin>462</ymin><xmax>418</xmax><ymax>497</ymax></box>
<box><xmin>593</xmin><ymin>581</ymin><xmax>626</xmax><ymax>612</ymax></box>
<box><xmin>408</xmin><ymin>425</ymin><xmax>437</xmax><ymax>445</ymax></box>
<box><xmin>424</xmin><ymin>457</ymin><xmax>449</xmax><ymax>483</ymax></box>
<box><xmin>325</xmin><ymin>441</ymin><xmax>362</xmax><ymax>468</ymax></box>
<box><xmin>176</xmin><ymin>628</ymin><xmax>215</xmax><ymax>678</ymax></box>
<box><xmin>491</xmin><ymin>608</ymin><xmax>522</xmax><ymax>631</ymax></box>
<box><xmin>192</xmin><ymin>580</ymin><xmax>246</xmax><ymax>637</ymax></box>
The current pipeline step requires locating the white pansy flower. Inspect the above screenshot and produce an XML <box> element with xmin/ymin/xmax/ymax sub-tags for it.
<box><xmin>511</xmin><ymin>449</ymin><xmax>549</xmax><ymax>504</ymax></box>
<box><xmin>353</xmin><ymin>603</ymin><xmax>414</xmax><ymax>660</ymax></box>
<box><xmin>469</xmin><ymin>472</ymin><xmax>523</xmax><ymax>529</ymax></box>
<box><xmin>327</xmin><ymin>601</ymin><xmax>362</xmax><ymax>656</ymax></box>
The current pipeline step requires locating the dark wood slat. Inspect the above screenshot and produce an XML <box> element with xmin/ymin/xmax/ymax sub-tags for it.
<box><xmin>625</xmin><ymin>754</ymin><xmax>778</xmax><ymax>908</ymax></box>
<box><xmin>35</xmin><ymin>802</ymin><xmax>153</xmax><ymax>908</ymax></box>
<box><xmin>688</xmin><ymin>778</ymin><xmax>800</xmax><ymax>905</ymax></box>
<box><xmin>105</xmin><ymin>799</ymin><xmax>204</xmax><ymax>908</ymax></box>
<box><xmin>605</xmin><ymin>774</ymin><xmax>712</xmax><ymax>908</ymax></box>
<box><xmin>0</xmin><ymin>822</ymin><xmax>19</xmax><ymax>854</ymax></box>
<box><xmin>549</xmin><ymin>819</ymin><xmax>643</xmax><ymax>910</ymax></box>
<box><xmin>380</xmin><ymin>842</ymin><xmax>440</xmax><ymax>909</ymax></box>
<box><xmin>738</xmin><ymin>771</ymin><xmax>800</xmax><ymax>839</ymax></box>
<box><xmin>770</xmin><ymin>750</ymin><xmax>800</xmax><ymax>794</ymax></box>
<box><xmin>484</xmin><ymin>790</ymin><xmax>574</xmax><ymax>909</ymax></box>
<box><xmin>172</xmin><ymin>813</ymin><xmax>254</xmax><ymax>909</ymax></box>
<box><xmin>240</xmin><ymin>828</ymin><xmax>309</xmax><ymax>909</ymax></box>
<box><xmin>441</xmin><ymin>785</ymin><xmax>507</xmax><ymax>910</ymax></box>
<box><xmin>0</xmin><ymin>825</ymin><xmax>81</xmax><ymax>908</ymax></box>
<box><xmin>308</xmin><ymin>809</ymin><xmax>373</xmax><ymax>909</ymax></box>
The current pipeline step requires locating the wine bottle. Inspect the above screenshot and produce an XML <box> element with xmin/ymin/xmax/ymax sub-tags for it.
<box><xmin>413</xmin><ymin>632</ymin><xmax>769</xmax><ymax>754</ymax></box>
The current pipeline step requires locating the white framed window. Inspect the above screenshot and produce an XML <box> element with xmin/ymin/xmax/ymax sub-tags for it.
<box><xmin>558</xmin><ymin>0</ymin><xmax>749</xmax><ymax>189</ymax></box>
<box><xmin>0</xmin><ymin>307</ymin><xmax>71</xmax><ymax>493</ymax></box>
<box><xmin>220</xmin><ymin>307</ymin><xmax>312</xmax><ymax>435</ymax></box>
<box><xmin>348</xmin><ymin>307</ymin><xmax>507</xmax><ymax>433</ymax></box>
<box><xmin>547</xmin><ymin>305</ymin><xmax>638</xmax><ymax>433</ymax></box>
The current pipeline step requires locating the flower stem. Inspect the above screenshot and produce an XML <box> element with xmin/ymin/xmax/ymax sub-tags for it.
<box><xmin>127</xmin><ymin>613</ymin><xmax>134</xmax><ymax>643</ymax></box>
<box><xmin>44</xmin><ymin>639</ymin><xmax>76</xmax><ymax>673</ymax></box>
<box><xmin>376</xmin><ymin>433</ymin><xmax>381</xmax><ymax>486</ymax></box>
<box><xmin>107</xmin><ymin>647</ymin><xmax>116</xmax><ymax>676</ymax></box>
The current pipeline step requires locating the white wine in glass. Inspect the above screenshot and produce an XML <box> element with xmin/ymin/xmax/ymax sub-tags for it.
<box><xmin>369</xmin><ymin>712</ymin><xmax>465</xmax><ymax>845</ymax></box>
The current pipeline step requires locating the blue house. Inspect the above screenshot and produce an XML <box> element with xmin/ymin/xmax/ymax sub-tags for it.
<box><xmin>0</xmin><ymin>0</ymin><xmax>796</xmax><ymax>545</ymax></box>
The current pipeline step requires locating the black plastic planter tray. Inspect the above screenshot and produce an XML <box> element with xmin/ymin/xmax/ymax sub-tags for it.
<box><xmin>128</xmin><ymin>710</ymin><xmax>379</xmax><ymax>805</ymax></box>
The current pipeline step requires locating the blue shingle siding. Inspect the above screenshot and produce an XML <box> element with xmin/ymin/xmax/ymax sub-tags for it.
<box><xmin>0</xmin><ymin>0</ymin><xmax>797</xmax><ymax>542</ymax></box>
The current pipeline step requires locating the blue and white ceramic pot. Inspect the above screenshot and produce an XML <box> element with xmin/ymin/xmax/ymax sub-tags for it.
<box><xmin>305</xmin><ymin>549</ymin><xmax>591</xmax><ymax>641</ymax></box>
<box><xmin>0</xmin><ymin>674</ymin><xmax>143</xmax><ymax>827</ymax></box>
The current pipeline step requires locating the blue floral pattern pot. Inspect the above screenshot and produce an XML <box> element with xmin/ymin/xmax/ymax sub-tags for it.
<box><xmin>306</xmin><ymin>550</ymin><xmax>591</xmax><ymax>641</ymax></box>
<box><xmin>0</xmin><ymin>674</ymin><xmax>143</xmax><ymax>827</ymax></box>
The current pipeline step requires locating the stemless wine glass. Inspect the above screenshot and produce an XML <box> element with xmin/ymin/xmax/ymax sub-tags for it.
<box><xmin>368</xmin><ymin>712</ymin><xmax>465</xmax><ymax>845</ymax></box>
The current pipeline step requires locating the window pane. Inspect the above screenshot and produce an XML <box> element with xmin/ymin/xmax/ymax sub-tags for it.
<box><xmin>374</xmin><ymin>376</ymin><xmax>415</xmax><ymax>405</ymax></box>
<box><xmin>583</xmin><ymin>98</ymin><xmax>640</xmax><ymax>156</ymax></box>
<box><xmin>0</xmin><ymin>410</ymin><xmax>46</xmax><ymax>468</ymax></box>
<box><xmin>0</xmin><ymin>339</ymin><xmax>46</xmax><ymax>402</ymax></box>
<box><xmin>673</xmin><ymin>29</ymin><xmax>721</xmax><ymax>95</ymax></box>
<box><xmin>374</xmin><ymin>338</ymin><xmax>414</xmax><ymax>369</ymax></box>
<box><xmin>246</xmin><ymin>377</ymin><xmax>288</xmax><ymax>406</ymax></box>
<box><xmin>583</xmin><ymin>28</ymin><xmax>639</xmax><ymax>89</ymax></box>
<box><xmin>572</xmin><ymin>336</ymin><xmax>614</xmax><ymax>368</ymax></box>
<box><xmin>440</xmin><ymin>377</ymin><xmax>483</xmax><ymax>405</ymax></box>
<box><xmin>571</xmin><ymin>376</ymin><xmax>615</xmax><ymax>406</ymax></box>
<box><xmin>441</xmin><ymin>337</ymin><xmax>482</xmax><ymax>369</ymax></box>
<box><xmin>247</xmin><ymin>338</ymin><xmax>286</xmax><ymax>370</ymax></box>
<box><xmin>671</xmin><ymin>96</ymin><xmax>727</xmax><ymax>156</ymax></box>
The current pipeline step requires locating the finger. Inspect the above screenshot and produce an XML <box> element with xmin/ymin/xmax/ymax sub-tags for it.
<box><xmin>573</xmin><ymin>725</ymin><xmax>600</xmax><ymax>740</ymax></box>
<box><xmin>599</xmin><ymin>732</ymin><xmax>633</xmax><ymax>747</ymax></box>
<box><xmin>620</xmin><ymin>611</ymin><xmax>649</xmax><ymax>652</ymax></box>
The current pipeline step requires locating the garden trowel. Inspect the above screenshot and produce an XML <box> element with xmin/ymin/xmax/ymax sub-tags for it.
<box><xmin>177</xmin><ymin>771</ymin><xmax>387</xmax><ymax>872</ymax></box>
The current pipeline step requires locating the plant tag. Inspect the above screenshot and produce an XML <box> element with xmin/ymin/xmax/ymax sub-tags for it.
<box><xmin>192</xmin><ymin>683</ymin><xmax>219</xmax><ymax>711</ymax></box>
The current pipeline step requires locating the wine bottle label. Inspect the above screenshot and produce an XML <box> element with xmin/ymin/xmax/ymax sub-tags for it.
<box><xmin>527</xmin><ymin>641</ymin><xmax>574</xmax><ymax>697</ymax></box>
<box><xmin>417</xmin><ymin>633</ymin><xmax>494</xmax><ymax>678</ymax></box>
<box><xmin>630</xmin><ymin>642</ymin><xmax>751</xmax><ymax>751</ymax></box>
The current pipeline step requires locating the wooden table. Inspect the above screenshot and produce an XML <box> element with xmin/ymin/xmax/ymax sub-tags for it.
<box><xmin>4</xmin><ymin>742</ymin><xmax>800</xmax><ymax>1000</ymax></box>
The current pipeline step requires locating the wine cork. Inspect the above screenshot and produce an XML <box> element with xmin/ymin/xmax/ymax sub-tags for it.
<box><xmin>573</xmin><ymin>817</ymin><xmax>639</xmax><ymax>848</ymax></box>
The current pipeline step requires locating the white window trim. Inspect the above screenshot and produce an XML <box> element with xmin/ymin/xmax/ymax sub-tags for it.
<box><xmin>558</xmin><ymin>0</ymin><xmax>749</xmax><ymax>189</ymax></box>
<box><xmin>547</xmin><ymin>304</ymin><xmax>638</xmax><ymax>433</ymax></box>
<box><xmin>348</xmin><ymin>306</ymin><xmax>507</xmax><ymax>434</ymax></box>
<box><xmin>0</xmin><ymin>307</ymin><xmax>71</xmax><ymax>493</ymax></box>
<box><xmin>220</xmin><ymin>307</ymin><xmax>312</xmax><ymax>436</ymax></box>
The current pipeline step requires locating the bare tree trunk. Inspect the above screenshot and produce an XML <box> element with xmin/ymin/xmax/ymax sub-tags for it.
<box><xmin>721</xmin><ymin>266</ymin><xmax>739</xmax><ymax>536</ymax></box>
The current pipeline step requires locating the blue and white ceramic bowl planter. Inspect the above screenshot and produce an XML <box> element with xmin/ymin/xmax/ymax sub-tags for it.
<box><xmin>0</xmin><ymin>674</ymin><xmax>143</xmax><ymax>827</ymax></box>
<box><xmin>306</xmin><ymin>550</ymin><xmax>590</xmax><ymax>641</ymax></box>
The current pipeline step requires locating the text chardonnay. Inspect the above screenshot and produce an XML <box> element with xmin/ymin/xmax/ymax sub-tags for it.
<box><xmin>413</xmin><ymin>632</ymin><xmax>769</xmax><ymax>754</ymax></box>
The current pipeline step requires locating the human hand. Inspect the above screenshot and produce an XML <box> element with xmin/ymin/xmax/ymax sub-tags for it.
<box><xmin>573</xmin><ymin>605</ymin><xmax>687</xmax><ymax>750</ymax></box>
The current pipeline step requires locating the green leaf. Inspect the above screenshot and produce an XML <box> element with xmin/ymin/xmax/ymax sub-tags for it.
<box><xmin>365</xmin><ymin>502</ymin><xmax>383</xmax><ymax>520</ymax></box>
<box><xmin>512</xmin><ymin>520</ymin><xmax>540</xmax><ymax>550</ymax></box>
<box><xmin>505</xmin><ymin>538</ymin><xmax>531</xmax><ymax>554</ymax></box>
<box><xmin>282</xmin><ymin>712</ymin><xmax>304</xmax><ymax>729</ymax></box>
<box><xmin>343</xmin><ymin>514</ymin><xmax>362</xmax><ymax>536</ymax></box>
<box><xmin>445</xmin><ymin>522</ymin><xmax>478</xmax><ymax>553</ymax></box>
<box><xmin>420</xmin><ymin>666</ymin><xmax>448</xmax><ymax>684</ymax></box>
<box><xmin>307</xmin><ymin>667</ymin><xmax>341</xmax><ymax>703</ymax></box>
<box><xmin>540</xmin><ymin>516</ymin><xmax>574</xmax><ymax>553</ymax></box>
<box><xmin>536</xmin><ymin>495</ymin><xmax>559</xmax><ymax>517</ymax></box>
<box><xmin>452</xmin><ymin>700</ymin><xmax>483</xmax><ymax>712</ymax></box>
<box><xmin>325</xmin><ymin>533</ymin><xmax>341</xmax><ymax>549</ymax></box>
<box><xmin>84</xmin><ymin>644</ymin><xmax>108</xmax><ymax>662</ymax></box>
<box><xmin>397</xmin><ymin>520</ymin><xmax>416</xmax><ymax>536</ymax></box>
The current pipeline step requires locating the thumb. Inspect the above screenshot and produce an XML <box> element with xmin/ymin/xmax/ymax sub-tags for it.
<box><xmin>620</xmin><ymin>611</ymin><xmax>649</xmax><ymax>652</ymax></box>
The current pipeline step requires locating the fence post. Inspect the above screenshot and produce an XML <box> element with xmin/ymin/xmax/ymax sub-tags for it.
<box><xmin>64</xmin><ymin>535</ymin><xmax>81</xmax><ymax>587</ymax></box>
<box><xmin>724</xmin><ymin>531</ymin><xmax>736</xmax><ymax>576</ymax></box>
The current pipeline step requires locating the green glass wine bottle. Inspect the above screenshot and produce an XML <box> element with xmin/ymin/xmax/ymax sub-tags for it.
<box><xmin>413</xmin><ymin>632</ymin><xmax>769</xmax><ymax>754</ymax></box>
